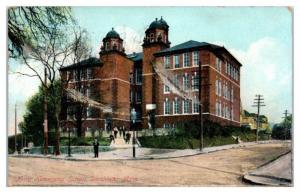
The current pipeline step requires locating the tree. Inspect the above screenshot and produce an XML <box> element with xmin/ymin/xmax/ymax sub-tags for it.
<box><xmin>18</xmin><ymin>80</ymin><xmax>62</xmax><ymax>147</ymax></box>
<box><xmin>8</xmin><ymin>7</ymin><xmax>73</xmax><ymax>58</ymax></box>
<box><xmin>9</xmin><ymin>6</ymin><xmax>93</xmax><ymax>155</ymax></box>
<box><xmin>271</xmin><ymin>115</ymin><xmax>292</xmax><ymax>140</ymax></box>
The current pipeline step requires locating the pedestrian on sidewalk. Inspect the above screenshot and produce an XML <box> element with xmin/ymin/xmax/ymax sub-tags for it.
<box><xmin>122</xmin><ymin>127</ymin><xmax>126</xmax><ymax>139</ymax></box>
<box><xmin>125</xmin><ymin>132</ymin><xmax>131</xmax><ymax>144</ymax></box>
<box><xmin>119</xmin><ymin>127</ymin><xmax>123</xmax><ymax>138</ymax></box>
<box><xmin>109</xmin><ymin>133</ymin><xmax>115</xmax><ymax>144</ymax></box>
<box><xmin>93</xmin><ymin>139</ymin><xmax>99</xmax><ymax>158</ymax></box>
<box><xmin>113</xmin><ymin>127</ymin><xmax>118</xmax><ymax>139</ymax></box>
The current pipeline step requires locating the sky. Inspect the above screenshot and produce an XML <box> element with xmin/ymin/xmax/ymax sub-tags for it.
<box><xmin>8</xmin><ymin>6</ymin><xmax>292</xmax><ymax>135</ymax></box>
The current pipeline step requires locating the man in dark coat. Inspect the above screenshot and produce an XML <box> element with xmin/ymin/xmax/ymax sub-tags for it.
<box><xmin>93</xmin><ymin>139</ymin><xmax>99</xmax><ymax>158</ymax></box>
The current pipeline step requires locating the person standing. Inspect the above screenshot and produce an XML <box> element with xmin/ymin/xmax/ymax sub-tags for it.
<box><xmin>119</xmin><ymin>127</ymin><xmax>123</xmax><ymax>138</ymax></box>
<box><xmin>122</xmin><ymin>127</ymin><xmax>126</xmax><ymax>139</ymax></box>
<box><xmin>109</xmin><ymin>133</ymin><xmax>115</xmax><ymax>144</ymax></box>
<box><xmin>113</xmin><ymin>127</ymin><xmax>118</xmax><ymax>139</ymax></box>
<box><xmin>93</xmin><ymin>139</ymin><xmax>99</xmax><ymax>158</ymax></box>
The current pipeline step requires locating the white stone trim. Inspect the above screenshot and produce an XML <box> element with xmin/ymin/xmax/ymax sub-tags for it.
<box><xmin>142</xmin><ymin>73</ymin><xmax>155</xmax><ymax>76</ymax></box>
<box><xmin>69</xmin><ymin>78</ymin><xmax>130</xmax><ymax>85</ymax></box>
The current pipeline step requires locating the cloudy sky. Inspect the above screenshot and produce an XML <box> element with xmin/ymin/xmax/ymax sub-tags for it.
<box><xmin>8</xmin><ymin>6</ymin><xmax>292</xmax><ymax>135</ymax></box>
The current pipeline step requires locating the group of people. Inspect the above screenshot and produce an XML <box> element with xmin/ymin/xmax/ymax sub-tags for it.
<box><xmin>109</xmin><ymin>126</ymin><xmax>131</xmax><ymax>144</ymax></box>
<box><xmin>93</xmin><ymin>126</ymin><xmax>132</xmax><ymax>158</ymax></box>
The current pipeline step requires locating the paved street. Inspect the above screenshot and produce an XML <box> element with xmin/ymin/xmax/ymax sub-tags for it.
<box><xmin>8</xmin><ymin>142</ymin><xmax>291</xmax><ymax>186</ymax></box>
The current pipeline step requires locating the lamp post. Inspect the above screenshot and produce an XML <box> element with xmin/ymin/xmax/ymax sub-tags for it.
<box><xmin>67</xmin><ymin>128</ymin><xmax>71</xmax><ymax>157</ymax></box>
<box><xmin>131</xmin><ymin>108</ymin><xmax>137</xmax><ymax>158</ymax></box>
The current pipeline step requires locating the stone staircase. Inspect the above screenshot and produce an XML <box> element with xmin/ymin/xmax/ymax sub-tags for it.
<box><xmin>110</xmin><ymin>131</ymin><xmax>140</xmax><ymax>148</ymax></box>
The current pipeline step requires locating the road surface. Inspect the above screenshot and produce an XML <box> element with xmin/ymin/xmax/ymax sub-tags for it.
<box><xmin>8</xmin><ymin>142</ymin><xmax>290</xmax><ymax>186</ymax></box>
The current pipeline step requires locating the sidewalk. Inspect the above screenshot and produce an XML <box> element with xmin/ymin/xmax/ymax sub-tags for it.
<box><xmin>243</xmin><ymin>151</ymin><xmax>292</xmax><ymax>186</ymax></box>
<box><xmin>9</xmin><ymin>140</ymin><xmax>291</xmax><ymax>161</ymax></box>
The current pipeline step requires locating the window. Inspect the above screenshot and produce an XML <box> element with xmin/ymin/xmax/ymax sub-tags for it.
<box><xmin>183</xmin><ymin>73</ymin><xmax>190</xmax><ymax>91</ymax></box>
<box><xmin>183</xmin><ymin>53</ymin><xmax>190</xmax><ymax>67</ymax></box>
<box><xmin>193</xmin><ymin>96</ymin><xmax>199</xmax><ymax>113</ymax></box>
<box><xmin>215</xmin><ymin>79</ymin><xmax>218</xmax><ymax>96</ymax></box>
<box><xmin>174</xmin><ymin>55</ymin><xmax>180</xmax><ymax>68</ymax></box>
<box><xmin>136</xmin><ymin>109</ymin><xmax>142</xmax><ymax>120</ymax></box>
<box><xmin>173</xmin><ymin>98</ymin><xmax>180</xmax><ymax>114</ymax></box>
<box><xmin>80</xmin><ymin>69</ymin><xmax>85</xmax><ymax>80</ymax></box>
<box><xmin>150</xmin><ymin>33</ymin><xmax>154</xmax><ymax>42</ymax></box>
<box><xmin>130</xmin><ymin>90</ymin><xmax>133</xmax><ymax>102</ymax></box>
<box><xmin>227</xmin><ymin>63</ymin><xmax>230</xmax><ymax>76</ymax></box>
<box><xmin>225</xmin><ymin>62</ymin><xmax>227</xmax><ymax>74</ymax></box>
<box><xmin>164</xmin><ymin>56</ymin><xmax>171</xmax><ymax>69</ymax></box>
<box><xmin>164</xmin><ymin>98</ymin><xmax>171</xmax><ymax>115</ymax></box>
<box><xmin>183</xmin><ymin>100</ymin><xmax>190</xmax><ymax>114</ymax></box>
<box><xmin>67</xmin><ymin>107</ymin><xmax>73</xmax><ymax>120</ymax></box>
<box><xmin>86</xmin><ymin>87</ymin><xmax>91</xmax><ymax>98</ymax></box>
<box><xmin>87</xmin><ymin>68</ymin><xmax>93</xmax><ymax>79</ymax></box>
<box><xmin>164</xmin><ymin>84</ymin><xmax>170</xmax><ymax>93</ymax></box>
<box><xmin>231</xmin><ymin>88</ymin><xmax>234</xmax><ymax>102</ymax></box>
<box><xmin>173</xmin><ymin>74</ymin><xmax>179</xmax><ymax>88</ymax></box>
<box><xmin>105</xmin><ymin>42</ymin><xmax>110</xmax><ymax>50</ymax></box>
<box><xmin>219</xmin><ymin>103</ymin><xmax>222</xmax><ymax>117</ymax></box>
<box><xmin>67</xmin><ymin>71</ymin><xmax>71</xmax><ymax>81</ymax></box>
<box><xmin>136</xmin><ymin>87</ymin><xmax>142</xmax><ymax>102</ymax></box>
<box><xmin>216</xmin><ymin>57</ymin><xmax>222</xmax><ymax>72</ymax></box>
<box><xmin>135</xmin><ymin>68</ymin><xmax>142</xmax><ymax>84</ymax></box>
<box><xmin>192</xmin><ymin>72</ymin><xmax>199</xmax><ymax>90</ymax></box>
<box><xmin>74</xmin><ymin>70</ymin><xmax>79</xmax><ymax>81</ymax></box>
<box><xmin>215</xmin><ymin>101</ymin><xmax>219</xmax><ymax>116</ymax></box>
<box><xmin>193</xmin><ymin>51</ymin><xmax>199</xmax><ymax>66</ymax></box>
<box><xmin>223</xmin><ymin>83</ymin><xmax>227</xmax><ymax>99</ymax></box>
<box><xmin>233</xmin><ymin>68</ymin><xmax>235</xmax><ymax>80</ymax></box>
<box><xmin>129</xmin><ymin>73</ymin><xmax>134</xmax><ymax>84</ymax></box>
<box><xmin>223</xmin><ymin>103</ymin><xmax>226</xmax><ymax>117</ymax></box>
<box><xmin>218</xmin><ymin>81</ymin><xmax>222</xmax><ymax>96</ymax></box>
<box><xmin>86</xmin><ymin>107</ymin><xmax>92</xmax><ymax>118</ymax></box>
<box><xmin>231</xmin><ymin>107</ymin><xmax>234</xmax><ymax>120</ymax></box>
<box><xmin>80</xmin><ymin>85</ymin><xmax>84</xmax><ymax>95</ymax></box>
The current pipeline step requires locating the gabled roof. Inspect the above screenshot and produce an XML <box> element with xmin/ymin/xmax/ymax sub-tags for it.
<box><xmin>59</xmin><ymin>57</ymin><xmax>102</xmax><ymax>71</ymax></box>
<box><xmin>127</xmin><ymin>52</ymin><xmax>143</xmax><ymax>62</ymax></box>
<box><xmin>154</xmin><ymin>40</ymin><xmax>242</xmax><ymax>66</ymax></box>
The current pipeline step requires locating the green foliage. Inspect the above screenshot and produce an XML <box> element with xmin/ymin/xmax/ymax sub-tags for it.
<box><xmin>138</xmin><ymin>135</ymin><xmax>237</xmax><ymax>149</ymax></box>
<box><xmin>8</xmin><ymin>134</ymin><xmax>23</xmax><ymax>153</ymax></box>
<box><xmin>139</xmin><ymin>120</ymin><xmax>258</xmax><ymax>149</ymax></box>
<box><xmin>8</xmin><ymin>7</ymin><xmax>73</xmax><ymax>58</ymax></box>
<box><xmin>272</xmin><ymin>124</ymin><xmax>291</xmax><ymax>140</ymax></box>
<box><xmin>271</xmin><ymin>114</ymin><xmax>292</xmax><ymax>140</ymax></box>
<box><xmin>18</xmin><ymin>80</ymin><xmax>61</xmax><ymax>146</ymax></box>
<box><xmin>60</xmin><ymin>137</ymin><xmax>110</xmax><ymax>146</ymax></box>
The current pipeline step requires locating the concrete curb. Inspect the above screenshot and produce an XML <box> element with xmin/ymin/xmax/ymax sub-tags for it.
<box><xmin>243</xmin><ymin>151</ymin><xmax>292</xmax><ymax>186</ymax></box>
<box><xmin>9</xmin><ymin>140</ymin><xmax>290</xmax><ymax>162</ymax></box>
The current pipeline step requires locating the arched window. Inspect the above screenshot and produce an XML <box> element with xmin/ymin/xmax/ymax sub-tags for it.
<box><xmin>150</xmin><ymin>33</ymin><xmax>154</xmax><ymax>42</ymax></box>
<box><xmin>105</xmin><ymin>42</ymin><xmax>110</xmax><ymax>50</ymax></box>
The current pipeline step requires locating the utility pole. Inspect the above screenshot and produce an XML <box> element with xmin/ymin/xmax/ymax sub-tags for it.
<box><xmin>14</xmin><ymin>103</ymin><xmax>17</xmax><ymax>153</ymax></box>
<box><xmin>252</xmin><ymin>94</ymin><xmax>266</xmax><ymax>142</ymax></box>
<box><xmin>44</xmin><ymin>67</ymin><xmax>48</xmax><ymax>155</ymax></box>
<box><xmin>282</xmin><ymin>110</ymin><xmax>290</xmax><ymax>140</ymax></box>
<box><xmin>198</xmin><ymin>61</ymin><xmax>203</xmax><ymax>151</ymax></box>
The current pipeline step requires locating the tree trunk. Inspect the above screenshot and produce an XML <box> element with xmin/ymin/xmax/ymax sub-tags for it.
<box><xmin>43</xmin><ymin>68</ymin><xmax>48</xmax><ymax>155</ymax></box>
<box><xmin>54</xmin><ymin>111</ymin><xmax>60</xmax><ymax>155</ymax></box>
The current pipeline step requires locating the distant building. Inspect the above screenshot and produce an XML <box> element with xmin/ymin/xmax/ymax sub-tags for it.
<box><xmin>60</xmin><ymin>17</ymin><xmax>242</xmax><ymax>136</ymax></box>
<box><xmin>240</xmin><ymin>110</ymin><xmax>269</xmax><ymax>130</ymax></box>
